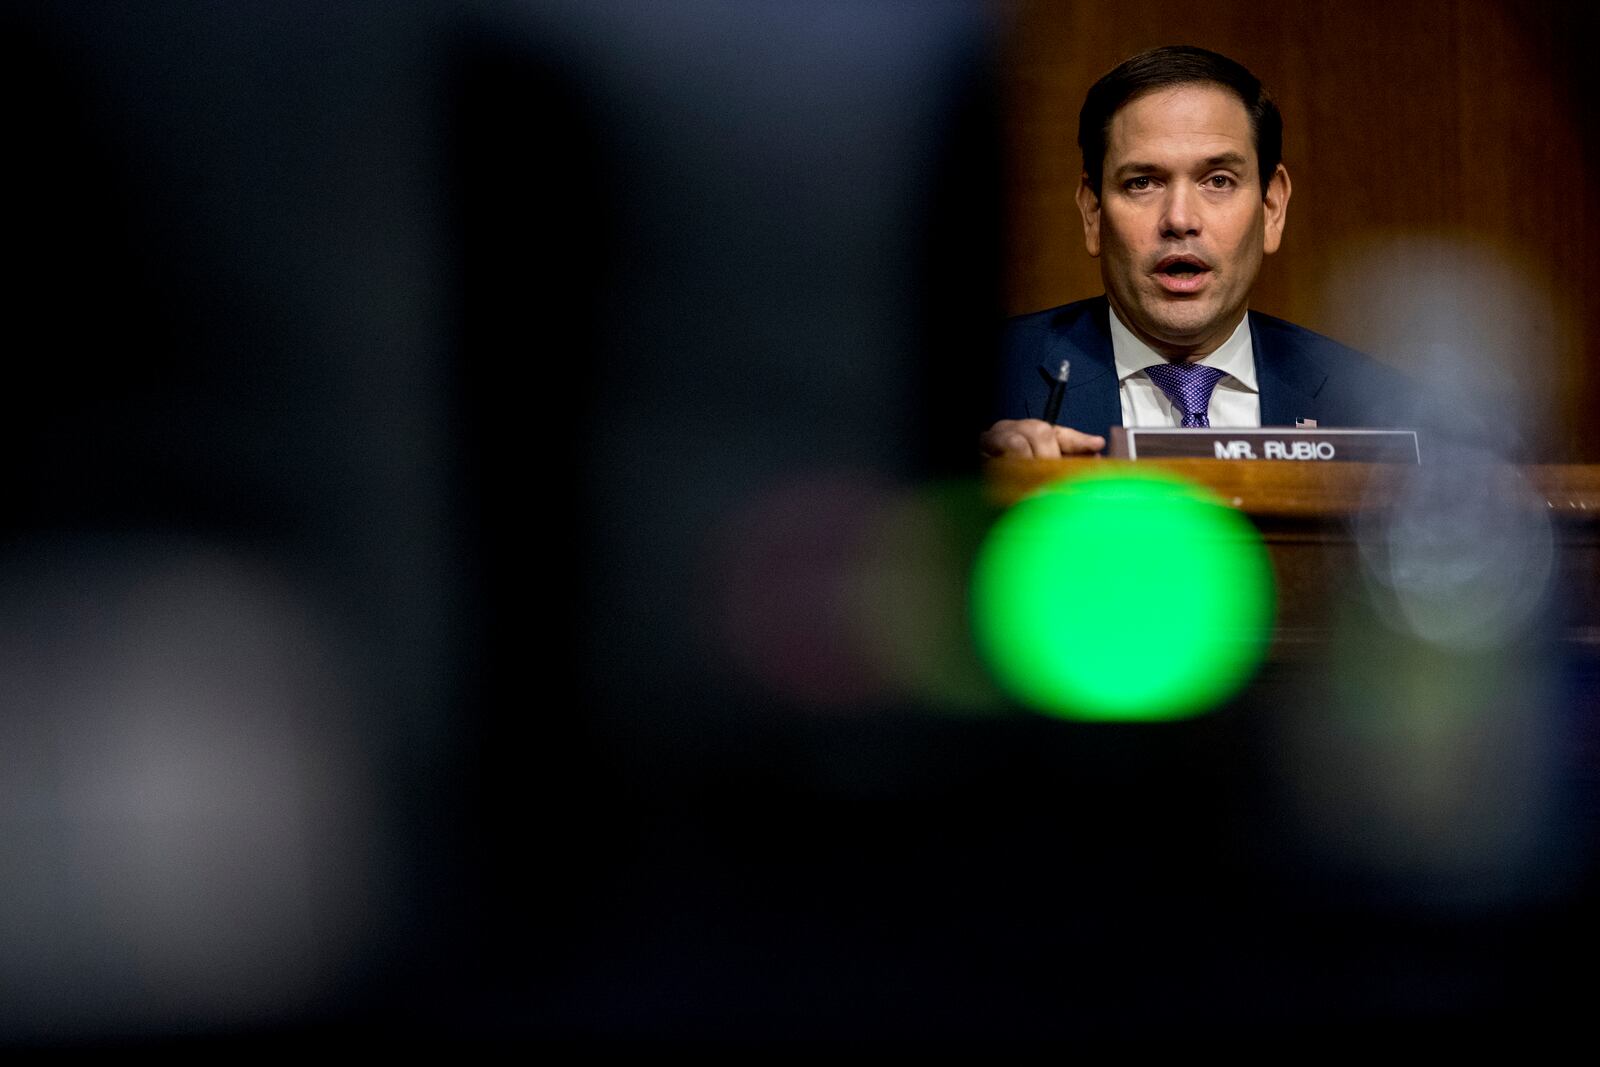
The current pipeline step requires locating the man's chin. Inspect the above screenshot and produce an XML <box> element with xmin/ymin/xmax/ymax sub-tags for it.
<box><xmin>1145</xmin><ymin>313</ymin><xmax>1223</xmax><ymax>348</ymax></box>
<box><xmin>1112</xmin><ymin>293</ymin><xmax>1238</xmax><ymax>353</ymax></box>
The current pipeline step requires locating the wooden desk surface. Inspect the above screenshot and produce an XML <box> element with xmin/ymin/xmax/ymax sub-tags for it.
<box><xmin>984</xmin><ymin>458</ymin><xmax>1600</xmax><ymax>657</ymax></box>
<box><xmin>984</xmin><ymin>458</ymin><xmax>1600</xmax><ymax>524</ymax></box>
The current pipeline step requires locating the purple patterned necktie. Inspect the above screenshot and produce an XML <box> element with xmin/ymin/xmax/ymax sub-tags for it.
<box><xmin>1145</xmin><ymin>362</ymin><xmax>1227</xmax><ymax>428</ymax></box>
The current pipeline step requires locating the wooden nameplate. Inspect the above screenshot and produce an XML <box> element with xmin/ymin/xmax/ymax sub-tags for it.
<box><xmin>1107</xmin><ymin>427</ymin><xmax>1421</xmax><ymax>463</ymax></box>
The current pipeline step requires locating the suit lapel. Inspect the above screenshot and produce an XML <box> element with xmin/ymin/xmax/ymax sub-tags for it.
<box><xmin>1251</xmin><ymin>312</ymin><xmax>1329</xmax><ymax>427</ymax></box>
<box><xmin>1034</xmin><ymin>304</ymin><xmax>1334</xmax><ymax>432</ymax></box>
<box><xmin>1038</xmin><ymin>297</ymin><xmax>1122</xmax><ymax>435</ymax></box>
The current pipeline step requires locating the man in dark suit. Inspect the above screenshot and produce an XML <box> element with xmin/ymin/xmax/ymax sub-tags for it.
<box><xmin>982</xmin><ymin>46</ymin><xmax>1413</xmax><ymax>458</ymax></box>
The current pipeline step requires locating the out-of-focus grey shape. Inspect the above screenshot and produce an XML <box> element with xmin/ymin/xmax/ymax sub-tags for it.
<box><xmin>1357</xmin><ymin>448</ymin><xmax>1555</xmax><ymax>650</ymax></box>
<box><xmin>1316</xmin><ymin>235</ymin><xmax>1563</xmax><ymax>458</ymax></box>
<box><xmin>0</xmin><ymin>543</ymin><xmax>383</xmax><ymax>1037</ymax></box>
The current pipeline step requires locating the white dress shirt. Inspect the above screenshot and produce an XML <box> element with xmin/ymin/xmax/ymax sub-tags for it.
<box><xmin>1109</xmin><ymin>308</ymin><xmax>1261</xmax><ymax>428</ymax></box>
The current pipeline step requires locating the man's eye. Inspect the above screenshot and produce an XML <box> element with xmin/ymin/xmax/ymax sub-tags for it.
<box><xmin>1206</xmin><ymin>174</ymin><xmax>1235</xmax><ymax>189</ymax></box>
<box><xmin>1125</xmin><ymin>176</ymin><xmax>1153</xmax><ymax>191</ymax></box>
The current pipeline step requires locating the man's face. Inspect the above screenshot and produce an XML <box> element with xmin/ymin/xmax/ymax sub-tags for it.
<box><xmin>1077</xmin><ymin>83</ymin><xmax>1290</xmax><ymax>360</ymax></box>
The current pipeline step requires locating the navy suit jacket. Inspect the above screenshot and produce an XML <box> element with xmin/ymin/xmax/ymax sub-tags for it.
<box><xmin>997</xmin><ymin>297</ymin><xmax>1418</xmax><ymax>436</ymax></box>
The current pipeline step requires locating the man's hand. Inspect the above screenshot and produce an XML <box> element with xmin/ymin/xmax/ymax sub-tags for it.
<box><xmin>979</xmin><ymin>419</ymin><xmax>1105</xmax><ymax>458</ymax></box>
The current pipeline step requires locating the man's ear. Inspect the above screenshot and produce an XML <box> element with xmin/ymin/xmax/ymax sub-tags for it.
<box><xmin>1076</xmin><ymin>173</ymin><xmax>1102</xmax><ymax>258</ymax></box>
<box><xmin>1262</xmin><ymin>163</ymin><xmax>1291</xmax><ymax>255</ymax></box>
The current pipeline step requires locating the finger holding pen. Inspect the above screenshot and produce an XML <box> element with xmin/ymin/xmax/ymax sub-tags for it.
<box><xmin>979</xmin><ymin>360</ymin><xmax>1104</xmax><ymax>457</ymax></box>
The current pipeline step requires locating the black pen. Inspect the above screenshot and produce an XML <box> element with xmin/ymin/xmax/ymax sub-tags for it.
<box><xmin>1041</xmin><ymin>359</ymin><xmax>1070</xmax><ymax>424</ymax></box>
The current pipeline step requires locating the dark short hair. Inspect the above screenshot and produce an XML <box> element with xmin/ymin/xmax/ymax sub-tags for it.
<box><xmin>1077</xmin><ymin>46</ymin><xmax>1282</xmax><ymax>198</ymax></box>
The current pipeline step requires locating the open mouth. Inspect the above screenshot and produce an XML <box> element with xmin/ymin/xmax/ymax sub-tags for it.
<box><xmin>1156</xmin><ymin>254</ymin><xmax>1210</xmax><ymax>275</ymax></box>
<box><xmin>1154</xmin><ymin>255</ymin><xmax>1211</xmax><ymax>292</ymax></box>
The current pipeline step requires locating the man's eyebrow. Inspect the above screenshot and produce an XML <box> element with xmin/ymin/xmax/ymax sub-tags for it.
<box><xmin>1111</xmin><ymin>153</ymin><xmax>1251</xmax><ymax>177</ymax></box>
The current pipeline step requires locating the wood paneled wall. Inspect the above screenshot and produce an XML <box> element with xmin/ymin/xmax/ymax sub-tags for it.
<box><xmin>1002</xmin><ymin>0</ymin><xmax>1600</xmax><ymax>458</ymax></box>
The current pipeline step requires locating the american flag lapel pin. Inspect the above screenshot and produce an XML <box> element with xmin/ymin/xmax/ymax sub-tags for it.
<box><xmin>1295</xmin><ymin>418</ymin><xmax>1318</xmax><ymax>429</ymax></box>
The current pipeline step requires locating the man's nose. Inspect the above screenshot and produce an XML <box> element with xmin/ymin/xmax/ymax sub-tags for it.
<box><xmin>1160</xmin><ymin>184</ymin><xmax>1201</xmax><ymax>239</ymax></box>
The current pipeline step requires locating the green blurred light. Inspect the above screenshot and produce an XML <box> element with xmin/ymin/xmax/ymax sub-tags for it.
<box><xmin>971</xmin><ymin>468</ymin><xmax>1274</xmax><ymax>721</ymax></box>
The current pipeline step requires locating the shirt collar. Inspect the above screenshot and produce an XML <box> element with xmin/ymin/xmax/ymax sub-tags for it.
<box><xmin>1108</xmin><ymin>307</ymin><xmax>1259</xmax><ymax>392</ymax></box>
